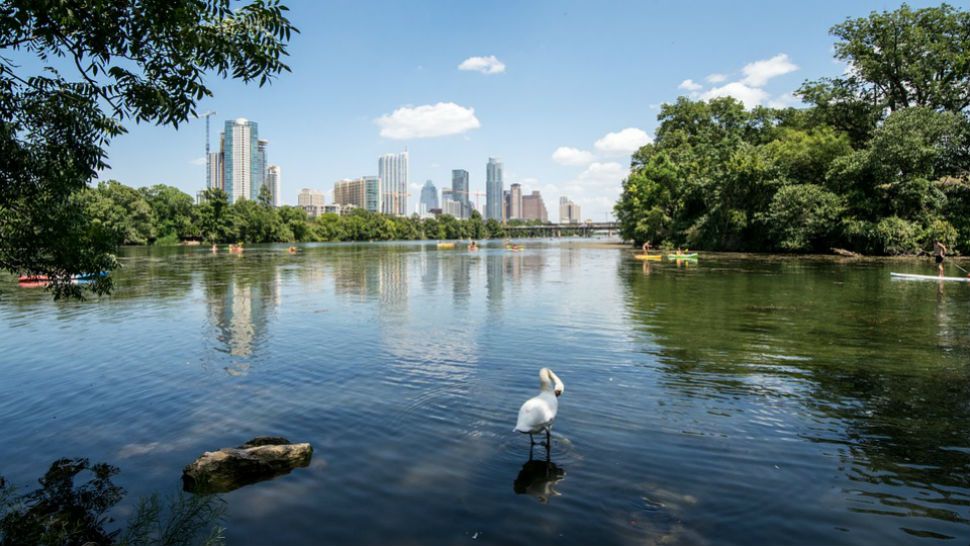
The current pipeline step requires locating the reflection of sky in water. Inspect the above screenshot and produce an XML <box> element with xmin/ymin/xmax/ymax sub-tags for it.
<box><xmin>1</xmin><ymin>243</ymin><xmax>970</xmax><ymax>545</ymax></box>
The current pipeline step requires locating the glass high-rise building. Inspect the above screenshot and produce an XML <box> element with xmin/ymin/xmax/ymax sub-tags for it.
<box><xmin>509</xmin><ymin>183</ymin><xmax>523</xmax><ymax>220</ymax></box>
<box><xmin>363</xmin><ymin>176</ymin><xmax>382</xmax><ymax>213</ymax></box>
<box><xmin>486</xmin><ymin>157</ymin><xmax>504</xmax><ymax>221</ymax></box>
<box><xmin>452</xmin><ymin>169</ymin><xmax>470</xmax><ymax>217</ymax></box>
<box><xmin>419</xmin><ymin>180</ymin><xmax>438</xmax><ymax>215</ymax></box>
<box><xmin>222</xmin><ymin>118</ymin><xmax>260</xmax><ymax>204</ymax></box>
<box><xmin>379</xmin><ymin>151</ymin><xmax>409</xmax><ymax>216</ymax></box>
<box><xmin>267</xmin><ymin>165</ymin><xmax>281</xmax><ymax>207</ymax></box>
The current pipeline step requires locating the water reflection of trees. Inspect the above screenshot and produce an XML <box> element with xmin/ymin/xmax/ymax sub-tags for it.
<box><xmin>619</xmin><ymin>257</ymin><xmax>970</xmax><ymax>536</ymax></box>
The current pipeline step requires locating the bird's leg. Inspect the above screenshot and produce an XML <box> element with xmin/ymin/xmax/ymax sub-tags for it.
<box><xmin>529</xmin><ymin>432</ymin><xmax>535</xmax><ymax>445</ymax></box>
<box><xmin>545</xmin><ymin>427</ymin><xmax>551</xmax><ymax>447</ymax></box>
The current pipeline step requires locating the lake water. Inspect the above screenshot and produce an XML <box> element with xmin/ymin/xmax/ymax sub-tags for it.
<box><xmin>2</xmin><ymin>240</ymin><xmax>969</xmax><ymax>545</ymax></box>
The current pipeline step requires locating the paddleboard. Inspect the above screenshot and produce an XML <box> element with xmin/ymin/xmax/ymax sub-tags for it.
<box><xmin>891</xmin><ymin>272</ymin><xmax>970</xmax><ymax>282</ymax></box>
<box><xmin>634</xmin><ymin>254</ymin><xmax>663</xmax><ymax>261</ymax></box>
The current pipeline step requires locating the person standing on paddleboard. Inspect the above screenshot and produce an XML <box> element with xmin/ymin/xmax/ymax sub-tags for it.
<box><xmin>934</xmin><ymin>241</ymin><xmax>947</xmax><ymax>277</ymax></box>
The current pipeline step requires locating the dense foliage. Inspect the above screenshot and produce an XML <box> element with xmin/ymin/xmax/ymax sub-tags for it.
<box><xmin>80</xmin><ymin>182</ymin><xmax>568</xmax><ymax>245</ymax></box>
<box><xmin>0</xmin><ymin>0</ymin><xmax>296</xmax><ymax>297</ymax></box>
<box><xmin>616</xmin><ymin>4</ymin><xmax>970</xmax><ymax>254</ymax></box>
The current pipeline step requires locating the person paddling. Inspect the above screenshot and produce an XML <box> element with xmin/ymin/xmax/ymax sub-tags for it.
<box><xmin>934</xmin><ymin>241</ymin><xmax>947</xmax><ymax>277</ymax></box>
<box><xmin>641</xmin><ymin>241</ymin><xmax>651</xmax><ymax>254</ymax></box>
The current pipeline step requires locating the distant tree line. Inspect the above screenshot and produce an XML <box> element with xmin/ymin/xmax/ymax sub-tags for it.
<box><xmin>79</xmin><ymin>182</ymin><xmax>564</xmax><ymax>245</ymax></box>
<box><xmin>615</xmin><ymin>4</ymin><xmax>970</xmax><ymax>255</ymax></box>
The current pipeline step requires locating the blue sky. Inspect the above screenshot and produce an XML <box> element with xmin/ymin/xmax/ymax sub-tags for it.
<box><xmin>95</xmin><ymin>0</ymin><xmax>942</xmax><ymax>221</ymax></box>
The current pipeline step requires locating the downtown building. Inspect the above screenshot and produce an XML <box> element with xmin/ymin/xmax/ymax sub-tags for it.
<box><xmin>206</xmin><ymin>118</ymin><xmax>277</xmax><ymax>205</ymax></box>
<box><xmin>419</xmin><ymin>180</ymin><xmax>439</xmax><ymax>217</ymax></box>
<box><xmin>298</xmin><ymin>188</ymin><xmax>326</xmax><ymax>217</ymax></box>
<box><xmin>379</xmin><ymin>151</ymin><xmax>409</xmax><ymax>216</ymax></box>
<box><xmin>486</xmin><ymin>157</ymin><xmax>504</xmax><ymax>221</ymax></box>
<box><xmin>450</xmin><ymin>169</ymin><xmax>470</xmax><ymax>219</ymax></box>
<box><xmin>334</xmin><ymin>177</ymin><xmax>382</xmax><ymax>213</ymax></box>
<box><xmin>522</xmin><ymin>190</ymin><xmax>548</xmax><ymax>222</ymax></box>
<box><xmin>559</xmin><ymin>196</ymin><xmax>581</xmax><ymax>224</ymax></box>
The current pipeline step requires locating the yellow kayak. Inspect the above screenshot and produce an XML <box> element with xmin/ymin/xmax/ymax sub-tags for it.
<box><xmin>634</xmin><ymin>254</ymin><xmax>663</xmax><ymax>261</ymax></box>
<box><xmin>436</xmin><ymin>242</ymin><xmax>456</xmax><ymax>249</ymax></box>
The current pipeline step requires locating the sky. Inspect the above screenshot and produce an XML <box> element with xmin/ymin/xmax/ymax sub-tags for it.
<box><xmin>91</xmin><ymin>0</ymin><xmax>943</xmax><ymax>222</ymax></box>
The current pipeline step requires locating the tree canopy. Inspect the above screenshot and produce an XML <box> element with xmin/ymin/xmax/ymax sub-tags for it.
<box><xmin>616</xmin><ymin>3</ymin><xmax>970</xmax><ymax>255</ymax></box>
<box><xmin>0</xmin><ymin>0</ymin><xmax>296</xmax><ymax>297</ymax></box>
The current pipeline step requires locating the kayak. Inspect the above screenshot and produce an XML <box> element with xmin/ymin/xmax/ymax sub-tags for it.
<box><xmin>436</xmin><ymin>242</ymin><xmax>456</xmax><ymax>249</ymax></box>
<box><xmin>667</xmin><ymin>253</ymin><xmax>698</xmax><ymax>260</ymax></box>
<box><xmin>891</xmin><ymin>272</ymin><xmax>970</xmax><ymax>283</ymax></box>
<box><xmin>634</xmin><ymin>254</ymin><xmax>663</xmax><ymax>261</ymax></box>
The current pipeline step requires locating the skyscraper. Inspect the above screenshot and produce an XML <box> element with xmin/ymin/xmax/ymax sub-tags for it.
<box><xmin>522</xmin><ymin>191</ymin><xmax>548</xmax><ymax>222</ymax></box>
<box><xmin>255</xmin><ymin>138</ymin><xmax>268</xmax><ymax>199</ymax></box>
<box><xmin>207</xmin><ymin>151</ymin><xmax>224</xmax><ymax>191</ymax></box>
<box><xmin>559</xmin><ymin>196</ymin><xmax>581</xmax><ymax>223</ymax></box>
<box><xmin>222</xmin><ymin>118</ymin><xmax>260</xmax><ymax>204</ymax></box>
<box><xmin>452</xmin><ymin>169</ymin><xmax>470</xmax><ymax>217</ymax></box>
<box><xmin>419</xmin><ymin>180</ymin><xmax>438</xmax><ymax>216</ymax></box>
<box><xmin>509</xmin><ymin>183</ymin><xmax>523</xmax><ymax>220</ymax></box>
<box><xmin>379</xmin><ymin>151</ymin><xmax>409</xmax><ymax>216</ymax></box>
<box><xmin>267</xmin><ymin>165</ymin><xmax>281</xmax><ymax>207</ymax></box>
<box><xmin>363</xmin><ymin>176</ymin><xmax>382</xmax><ymax>213</ymax></box>
<box><xmin>486</xmin><ymin>157</ymin><xmax>504</xmax><ymax>220</ymax></box>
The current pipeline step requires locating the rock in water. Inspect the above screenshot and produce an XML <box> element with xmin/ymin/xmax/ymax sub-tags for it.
<box><xmin>182</xmin><ymin>437</ymin><xmax>312</xmax><ymax>493</ymax></box>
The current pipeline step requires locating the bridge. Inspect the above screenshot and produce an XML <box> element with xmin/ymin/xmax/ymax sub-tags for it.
<box><xmin>503</xmin><ymin>222</ymin><xmax>619</xmax><ymax>237</ymax></box>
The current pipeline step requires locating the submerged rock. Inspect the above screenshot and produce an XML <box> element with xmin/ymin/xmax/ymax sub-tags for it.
<box><xmin>182</xmin><ymin>437</ymin><xmax>312</xmax><ymax>493</ymax></box>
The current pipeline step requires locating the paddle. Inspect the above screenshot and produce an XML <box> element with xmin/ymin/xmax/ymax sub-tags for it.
<box><xmin>946</xmin><ymin>258</ymin><xmax>970</xmax><ymax>277</ymax></box>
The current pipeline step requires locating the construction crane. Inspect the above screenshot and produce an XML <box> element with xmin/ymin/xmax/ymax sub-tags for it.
<box><xmin>200</xmin><ymin>111</ymin><xmax>216</xmax><ymax>189</ymax></box>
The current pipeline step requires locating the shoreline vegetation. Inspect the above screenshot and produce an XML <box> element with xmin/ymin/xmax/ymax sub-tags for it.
<box><xmin>79</xmin><ymin>183</ymin><xmax>593</xmax><ymax>247</ymax></box>
<box><xmin>615</xmin><ymin>4</ymin><xmax>970</xmax><ymax>258</ymax></box>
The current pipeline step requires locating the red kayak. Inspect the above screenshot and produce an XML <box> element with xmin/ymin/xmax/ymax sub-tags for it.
<box><xmin>18</xmin><ymin>275</ymin><xmax>49</xmax><ymax>283</ymax></box>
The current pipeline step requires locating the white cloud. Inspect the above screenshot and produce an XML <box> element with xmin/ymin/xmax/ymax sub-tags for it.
<box><xmin>190</xmin><ymin>156</ymin><xmax>206</xmax><ymax>166</ymax></box>
<box><xmin>594</xmin><ymin>128</ymin><xmax>652</xmax><ymax>156</ymax></box>
<box><xmin>678</xmin><ymin>79</ymin><xmax>702</xmax><ymax>91</ymax></box>
<box><xmin>767</xmin><ymin>92</ymin><xmax>800</xmax><ymax>109</ymax></box>
<box><xmin>576</xmin><ymin>162</ymin><xmax>628</xmax><ymax>186</ymax></box>
<box><xmin>376</xmin><ymin>102</ymin><xmax>481</xmax><ymax>139</ymax></box>
<box><xmin>740</xmin><ymin>53</ymin><xmax>798</xmax><ymax>87</ymax></box>
<box><xmin>552</xmin><ymin>146</ymin><xmax>595</xmax><ymax>166</ymax></box>
<box><xmin>458</xmin><ymin>55</ymin><xmax>506</xmax><ymax>75</ymax></box>
<box><xmin>706</xmin><ymin>73</ymin><xmax>727</xmax><ymax>83</ymax></box>
<box><xmin>700</xmin><ymin>82</ymin><xmax>769</xmax><ymax>109</ymax></box>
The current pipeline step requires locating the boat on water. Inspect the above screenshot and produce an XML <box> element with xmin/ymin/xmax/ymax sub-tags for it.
<box><xmin>891</xmin><ymin>272</ymin><xmax>970</xmax><ymax>283</ymax></box>
<box><xmin>667</xmin><ymin>253</ymin><xmax>698</xmax><ymax>260</ymax></box>
<box><xmin>18</xmin><ymin>271</ymin><xmax>107</xmax><ymax>286</ymax></box>
<box><xmin>437</xmin><ymin>242</ymin><xmax>456</xmax><ymax>249</ymax></box>
<box><xmin>634</xmin><ymin>254</ymin><xmax>663</xmax><ymax>261</ymax></box>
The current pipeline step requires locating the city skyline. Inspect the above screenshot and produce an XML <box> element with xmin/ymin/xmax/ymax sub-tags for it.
<box><xmin>89</xmin><ymin>1</ymin><xmax>941</xmax><ymax>222</ymax></box>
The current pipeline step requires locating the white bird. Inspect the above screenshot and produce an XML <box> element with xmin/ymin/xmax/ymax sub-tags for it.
<box><xmin>514</xmin><ymin>368</ymin><xmax>564</xmax><ymax>445</ymax></box>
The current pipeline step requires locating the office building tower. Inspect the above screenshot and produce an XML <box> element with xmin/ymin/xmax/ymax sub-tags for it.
<box><xmin>298</xmin><ymin>188</ymin><xmax>326</xmax><ymax>217</ymax></box>
<box><xmin>379</xmin><ymin>151</ymin><xmax>409</xmax><ymax>216</ymax></box>
<box><xmin>363</xmin><ymin>176</ymin><xmax>382</xmax><ymax>213</ymax></box>
<box><xmin>267</xmin><ymin>165</ymin><xmax>281</xmax><ymax>207</ymax></box>
<box><xmin>334</xmin><ymin>178</ymin><xmax>367</xmax><ymax>209</ymax></box>
<box><xmin>486</xmin><ymin>157</ymin><xmax>504</xmax><ymax>220</ymax></box>
<box><xmin>207</xmin><ymin>151</ymin><xmax>224</xmax><ymax>191</ymax></box>
<box><xmin>419</xmin><ymin>180</ymin><xmax>438</xmax><ymax>216</ymax></box>
<box><xmin>509</xmin><ymin>183</ymin><xmax>523</xmax><ymax>220</ymax></box>
<box><xmin>522</xmin><ymin>191</ymin><xmax>548</xmax><ymax>222</ymax></box>
<box><xmin>559</xmin><ymin>196</ymin><xmax>581</xmax><ymax>223</ymax></box>
<box><xmin>255</xmin><ymin>138</ymin><xmax>268</xmax><ymax>199</ymax></box>
<box><xmin>222</xmin><ymin>118</ymin><xmax>260</xmax><ymax>204</ymax></box>
<box><xmin>452</xmin><ymin>169</ymin><xmax>470</xmax><ymax>217</ymax></box>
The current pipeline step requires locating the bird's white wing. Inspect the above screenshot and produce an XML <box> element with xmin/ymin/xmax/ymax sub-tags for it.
<box><xmin>515</xmin><ymin>396</ymin><xmax>555</xmax><ymax>432</ymax></box>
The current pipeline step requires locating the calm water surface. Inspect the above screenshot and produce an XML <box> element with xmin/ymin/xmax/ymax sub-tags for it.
<box><xmin>2</xmin><ymin>241</ymin><xmax>969</xmax><ymax>545</ymax></box>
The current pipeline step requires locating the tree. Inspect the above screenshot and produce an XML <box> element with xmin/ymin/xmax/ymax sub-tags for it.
<box><xmin>0</xmin><ymin>0</ymin><xmax>296</xmax><ymax>297</ymax></box>
<box><xmin>139</xmin><ymin>184</ymin><xmax>196</xmax><ymax>242</ymax></box>
<box><xmin>818</xmin><ymin>4</ymin><xmax>970</xmax><ymax>113</ymax></box>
